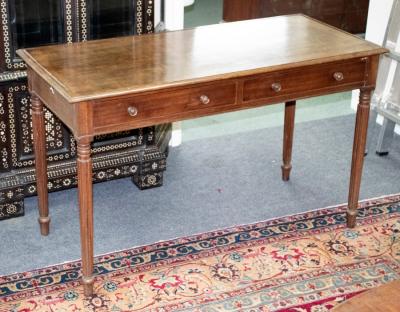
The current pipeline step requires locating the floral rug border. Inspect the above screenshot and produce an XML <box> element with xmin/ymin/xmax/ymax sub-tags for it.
<box><xmin>1</xmin><ymin>193</ymin><xmax>400</xmax><ymax>300</ymax></box>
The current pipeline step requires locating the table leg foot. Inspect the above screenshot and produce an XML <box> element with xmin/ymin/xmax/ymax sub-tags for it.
<box><xmin>282</xmin><ymin>101</ymin><xmax>296</xmax><ymax>182</ymax></box>
<box><xmin>82</xmin><ymin>276</ymin><xmax>95</xmax><ymax>297</ymax></box>
<box><xmin>281</xmin><ymin>164</ymin><xmax>292</xmax><ymax>181</ymax></box>
<box><xmin>346</xmin><ymin>209</ymin><xmax>357</xmax><ymax>228</ymax></box>
<box><xmin>39</xmin><ymin>217</ymin><xmax>51</xmax><ymax>236</ymax></box>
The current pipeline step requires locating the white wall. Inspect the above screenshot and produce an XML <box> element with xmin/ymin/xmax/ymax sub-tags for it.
<box><xmin>164</xmin><ymin>0</ymin><xmax>185</xmax><ymax>31</ymax></box>
<box><xmin>154</xmin><ymin>0</ymin><xmax>162</xmax><ymax>28</ymax></box>
<box><xmin>155</xmin><ymin>0</ymin><xmax>185</xmax><ymax>30</ymax></box>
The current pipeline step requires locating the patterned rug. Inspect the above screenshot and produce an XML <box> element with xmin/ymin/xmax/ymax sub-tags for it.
<box><xmin>1</xmin><ymin>195</ymin><xmax>400</xmax><ymax>312</ymax></box>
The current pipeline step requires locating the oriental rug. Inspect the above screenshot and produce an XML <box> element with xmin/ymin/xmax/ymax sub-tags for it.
<box><xmin>1</xmin><ymin>194</ymin><xmax>400</xmax><ymax>312</ymax></box>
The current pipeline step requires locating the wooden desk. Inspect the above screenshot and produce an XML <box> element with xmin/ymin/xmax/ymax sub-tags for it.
<box><xmin>17</xmin><ymin>15</ymin><xmax>386</xmax><ymax>296</ymax></box>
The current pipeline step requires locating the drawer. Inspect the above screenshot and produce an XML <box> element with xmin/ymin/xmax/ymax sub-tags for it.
<box><xmin>93</xmin><ymin>82</ymin><xmax>237</xmax><ymax>129</ymax></box>
<box><xmin>242</xmin><ymin>59</ymin><xmax>366</xmax><ymax>103</ymax></box>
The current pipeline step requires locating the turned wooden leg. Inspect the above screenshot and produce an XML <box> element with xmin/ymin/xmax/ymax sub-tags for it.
<box><xmin>77</xmin><ymin>137</ymin><xmax>95</xmax><ymax>296</ymax></box>
<box><xmin>347</xmin><ymin>88</ymin><xmax>372</xmax><ymax>228</ymax></box>
<box><xmin>282</xmin><ymin>100</ymin><xmax>296</xmax><ymax>181</ymax></box>
<box><xmin>31</xmin><ymin>93</ymin><xmax>50</xmax><ymax>236</ymax></box>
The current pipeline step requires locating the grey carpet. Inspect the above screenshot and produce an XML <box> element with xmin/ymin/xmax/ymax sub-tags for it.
<box><xmin>1</xmin><ymin>113</ymin><xmax>399</xmax><ymax>275</ymax></box>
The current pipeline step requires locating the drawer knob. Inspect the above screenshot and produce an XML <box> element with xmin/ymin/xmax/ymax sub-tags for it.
<box><xmin>271</xmin><ymin>82</ymin><xmax>282</xmax><ymax>92</ymax></box>
<box><xmin>127</xmin><ymin>106</ymin><xmax>138</xmax><ymax>117</ymax></box>
<box><xmin>200</xmin><ymin>95</ymin><xmax>210</xmax><ymax>105</ymax></box>
<box><xmin>333</xmin><ymin>72</ymin><xmax>344</xmax><ymax>81</ymax></box>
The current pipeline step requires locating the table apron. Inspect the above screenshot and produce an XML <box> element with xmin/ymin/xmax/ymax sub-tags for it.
<box><xmin>29</xmin><ymin>57</ymin><xmax>376</xmax><ymax>139</ymax></box>
<box><xmin>90</xmin><ymin>57</ymin><xmax>371</xmax><ymax>136</ymax></box>
<box><xmin>91</xmin><ymin>81</ymin><xmax>366</xmax><ymax>136</ymax></box>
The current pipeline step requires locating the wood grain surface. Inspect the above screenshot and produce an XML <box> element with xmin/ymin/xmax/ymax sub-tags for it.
<box><xmin>30</xmin><ymin>94</ymin><xmax>50</xmax><ymax>236</ymax></box>
<box><xmin>332</xmin><ymin>280</ymin><xmax>400</xmax><ymax>312</ymax></box>
<box><xmin>17</xmin><ymin>15</ymin><xmax>385</xmax><ymax>103</ymax></box>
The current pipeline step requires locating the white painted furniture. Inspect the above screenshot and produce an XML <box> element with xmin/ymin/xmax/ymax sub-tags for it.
<box><xmin>351</xmin><ymin>0</ymin><xmax>393</xmax><ymax>110</ymax></box>
<box><xmin>372</xmin><ymin>0</ymin><xmax>400</xmax><ymax>154</ymax></box>
<box><xmin>352</xmin><ymin>0</ymin><xmax>400</xmax><ymax>154</ymax></box>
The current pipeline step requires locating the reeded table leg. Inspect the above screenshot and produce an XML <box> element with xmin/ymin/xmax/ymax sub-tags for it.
<box><xmin>31</xmin><ymin>93</ymin><xmax>50</xmax><ymax>236</ymax></box>
<box><xmin>347</xmin><ymin>88</ymin><xmax>372</xmax><ymax>228</ymax></box>
<box><xmin>282</xmin><ymin>101</ymin><xmax>296</xmax><ymax>181</ymax></box>
<box><xmin>77</xmin><ymin>137</ymin><xmax>95</xmax><ymax>296</ymax></box>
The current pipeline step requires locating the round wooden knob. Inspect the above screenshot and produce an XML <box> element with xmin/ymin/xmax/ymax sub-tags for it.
<box><xmin>200</xmin><ymin>95</ymin><xmax>210</xmax><ymax>105</ymax></box>
<box><xmin>127</xmin><ymin>106</ymin><xmax>138</xmax><ymax>117</ymax></box>
<box><xmin>271</xmin><ymin>82</ymin><xmax>282</xmax><ymax>92</ymax></box>
<box><xmin>333</xmin><ymin>72</ymin><xmax>344</xmax><ymax>81</ymax></box>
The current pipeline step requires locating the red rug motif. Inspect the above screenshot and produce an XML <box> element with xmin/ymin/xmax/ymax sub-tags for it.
<box><xmin>1</xmin><ymin>194</ymin><xmax>400</xmax><ymax>311</ymax></box>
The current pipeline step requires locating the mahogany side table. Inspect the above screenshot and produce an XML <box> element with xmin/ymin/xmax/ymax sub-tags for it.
<box><xmin>17</xmin><ymin>15</ymin><xmax>387</xmax><ymax>296</ymax></box>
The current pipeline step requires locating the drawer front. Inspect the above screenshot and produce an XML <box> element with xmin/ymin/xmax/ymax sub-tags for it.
<box><xmin>93</xmin><ymin>82</ymin><xmax>237</xmax><ymax>130</ymax></box>
<box><xmin>243</xmin><ymin>59</ymin><xmax>366</xmax><ymax>102</ymax></box>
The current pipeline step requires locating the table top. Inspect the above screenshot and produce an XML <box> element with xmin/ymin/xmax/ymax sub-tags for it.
<box><xmin>18</xmin><ymin>15</ymin><xmax>386</xmax><ymax>103</ymax></box>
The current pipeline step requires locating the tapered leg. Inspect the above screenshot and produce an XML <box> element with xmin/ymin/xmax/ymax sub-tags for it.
<box><xmin>77</xmin><ymin>137</ymin><xmax>94</xmax><ymax>296</ymax></box>
<box><xmin>282</xmin><ymin>101</ymin><xmax>296</xmax><ymax>181</ymax></box>
<box><xmin>347</xmin><ymin>88</ymin><xmax>372</xmax><ymax>228</ymax></box>
<box><xmin>31</xmin><ymin>93</ymin><xmax>50</xmax><ymax>236</ymax></box>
